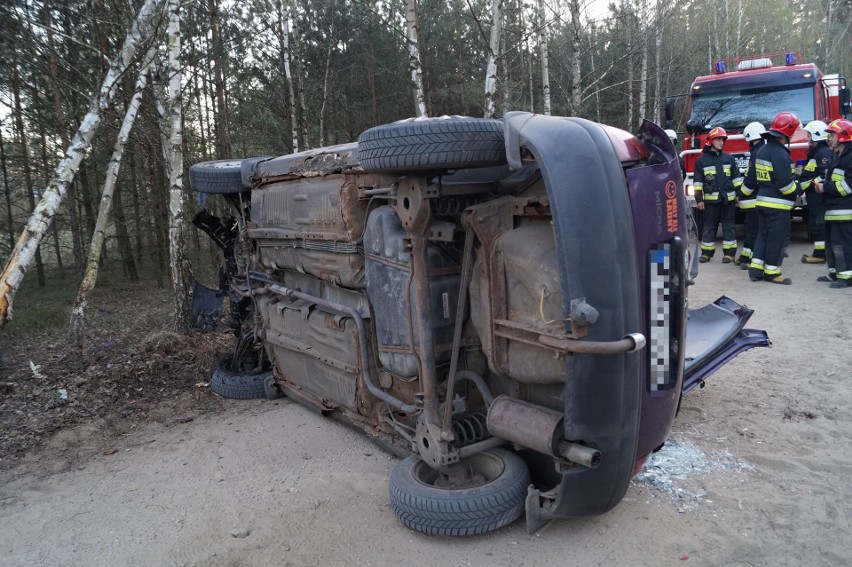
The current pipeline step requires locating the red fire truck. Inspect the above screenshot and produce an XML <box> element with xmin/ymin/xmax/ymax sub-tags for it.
<box><xmin>665</xmin><ymin>51</ymin><xmax>850</xmax><ymax>217</ymax></box>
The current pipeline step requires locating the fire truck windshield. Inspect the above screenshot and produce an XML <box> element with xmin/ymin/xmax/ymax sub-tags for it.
<box><xmin>689</xmin><ymin>84</ymin><xmax>815</xmax><ymax>130</ymax></box>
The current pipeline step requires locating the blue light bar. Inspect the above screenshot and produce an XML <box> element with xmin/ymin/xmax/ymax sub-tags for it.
<box><xmin>785</xmin><ymin>52</ymin><xmax>797</xmax><ymax>65</ymax></box>
<box><xmin>714</xmin><ymin>61</ymin><xmax>726</xmax><ymax>74</ymax></box>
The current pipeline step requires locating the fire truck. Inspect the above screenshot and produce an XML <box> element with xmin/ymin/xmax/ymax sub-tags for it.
<box><xmin>665</xmin><ymin>51</ymin><xmax>850</xmax><ymax>222</ymax></box>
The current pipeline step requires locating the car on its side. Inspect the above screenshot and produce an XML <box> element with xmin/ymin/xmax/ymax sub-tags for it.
<box><xmin>188</xmin><ymin>113</ymin><xmax>768</xmax><ymax>536</ymax></box>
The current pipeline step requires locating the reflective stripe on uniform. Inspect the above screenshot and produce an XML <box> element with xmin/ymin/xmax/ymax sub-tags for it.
<box><xmin>815</xmin><ymin>241</ymin><xmax>825</xmax><ymax>251</ymax></box>
<box><xmin>825</xmin><ymin>209</ymin><xmax>852</xmax><ymax>221</ymax></box>
<box><xmin>756</xmin><ymin>196</ymin><xmax>794</xmax><ymax>210</ymax></box>
<box><xmin>749</xmin><ymin>258</ymin><xmax>765</xmax><ymax>271</ymax></box>
<box><xmin>803</xmin><ymin>159</ymin><xmax>817</xmax><ymax>172</ymax></box>
<box><xmin>764</xmin><ymin>264</ymin><xmax>781</xmax><ymax>276</ymax></box>
<box><xmin>723</xmin><ymin>240</ymin><xmax>737</xmax><ymax>250</ymax></box>
<box><xmin>779</xmin><ymin>180</ymin><xmax>797</xmax><ymax>195</ymax></box>
<box><xmin>703</xmin><ymin>193</ymin><xmax>721</xmax><ymax>201</ymax></box>
<box><xmin>830</xmin><ymin>168</ymin><xmax>851</xmax><ymax>195</ymax></box>
<box><xmin>755</xmin><ymin>159</ymin><xmax>773</xmax><ymax>182</ymax></box>
<box><xmin>700</xmin><ymin>242</ymin><xmax>716</xmax><ymax>251</ymax></box>
<box><xmin>739</xmin><ymin>199</ymin><xmax>757</xmax><ymax>209</ymax></box>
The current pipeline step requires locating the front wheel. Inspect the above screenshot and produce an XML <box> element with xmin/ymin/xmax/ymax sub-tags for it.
<box><xmin>388</xmin><ymin>448</ymin><xmax>529</xmax><ymax>536</ymax></box>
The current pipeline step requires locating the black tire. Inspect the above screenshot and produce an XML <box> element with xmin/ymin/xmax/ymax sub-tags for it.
<box><xmin>189</xmin><ymin>159</ymin><xmax>245</xmax><ymax>194</ymax></box>
<box><xmin>357</xmin><ymin>117</ymin><xmax>506</xmax><ymax>172</ymax></box>
<box><xmin>240</xmin><ymin>156</ymin><xmax>274</xmax><ymax>188</ymax></box>
<box><xmin>209</xmin><ymin>355</ymin><xmax>271</xmax><ymax>400</ymax></box>
<box><xmin>389</xmin><ymin>448</ymin><xmax>529</xmax><ymax>536</ymax></box>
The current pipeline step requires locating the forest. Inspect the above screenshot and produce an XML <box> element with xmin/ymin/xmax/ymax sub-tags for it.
<box><xmin>0</xmin><ymin>0</ymin><xmax>849</xmax><ymax>336</ymax></box>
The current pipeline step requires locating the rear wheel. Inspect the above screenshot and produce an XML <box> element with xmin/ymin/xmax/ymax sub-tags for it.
<box><xmin>357</xmin><ymin>117</ymin><xmax>506</xmax><ymax>172</ymax></box>
<box><xmin>388</xmin><ymin>448</ymin><xmax>529</xmax><ymax>536</ymax></box>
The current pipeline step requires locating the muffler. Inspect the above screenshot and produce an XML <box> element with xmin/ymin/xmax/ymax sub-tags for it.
<box><xmin>486</xmin><ymin>395</ymin><xmax>601</xmax><ymax>468</ymax></box>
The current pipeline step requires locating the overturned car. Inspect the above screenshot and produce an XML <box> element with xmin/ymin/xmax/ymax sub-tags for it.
<box><xmin>189</xmin><ymin>114</ymin><xmax>768</xmax><ymax>536</ymax></box>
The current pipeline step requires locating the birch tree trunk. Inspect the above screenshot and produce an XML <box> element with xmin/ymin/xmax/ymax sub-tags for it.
<box><xmin>483</xmin><ymin>0</ymin><xmax>503</xmax><ymax>118</ymax></box>
<box><xmin>0</xmin><ymin>0</ymin><xmax>165</xmax><ymax>327</ymax></box>
<box><xmin>653</xmin><ymin>1</ymin><xmax>663</xmax><ymax>124</ymax></box>
<box><xmin>588</xmin><ymin>24</ymin><xmax>601</xmax><ymax>122</ymax></box>
<box><xmin>568</xmin><ymin>0</ymin><xmax>582</xmax><ymax>116</ymax></box>
<box><xmin>638</xmin><ymin>0</ymin><xmax>649</xmax><ymax>127</ymax></box>
<box><xmin>165</xmin><ymin>0</ymin><xmax>192</xmax><ymax>333</ymax></box>
<box><xmin>278</xmin><ymin>2</ymin><xmax>299</xmax><ymax>153</ymax></box>
<box><xmin>69</xmin><ymin>56</ymin><xmax>154</xmax><ymax>350</ymax></box>
<box><xmin>623</xmin><ymin>0</ymin><xmax>633</xmax><ymax>130</ymax></box>
<box><xmin>404</xmin><ymin>0</ymin><xmax>428</xmax><ymax>117</ymax></box>
<box><xmin>538</xmin><ymin>0</ymin><xmax>551</xmax><ymax>115</ymax></box>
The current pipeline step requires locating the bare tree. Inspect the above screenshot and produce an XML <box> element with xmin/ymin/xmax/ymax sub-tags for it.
<box><xmin>638</xmin><ymin>0</ymin><xmax>649</xmax><ymax>126</ymax></box>
<box><xmin>538</xmin><ymin>0</ymin><xmax>551</xmax><ymax>115</ymax></box>
<box><xmin>276</xmin><ymin>1</ymin><xmax>299</xmax><ymax>152</ymax></box>
<box><xmin>209</xmin><ymin>0</ymin><xmax>232</xmax><ymax>158</ymax></box>
<box><xmin>165</xmin><ymin>0</ymin><xmax>192</xmax><ymax>332</ymax></box>
<box><xmin>404</xmin><ymin>0</ymin><xmax>428</xmax><ymax>117</ymax></box>
<box><xmin>319</xmin><ymin>0</ymin><xmax>338</xmax><ymax>146</ymax></box>
<box><xmin>0</xmin><ymin>0</ymin><xmax>166</xmax><ymax>327</ymax></box>
<box><xmin>568</xmin><ymin>0</ymin><xmax>582</xmax><ymax>115</ymax></box>
<box><xmin>69</xmin><ymin>54</ymin><xmax>156</xmax><ymax>350</ymax></box>
<box><xmin>483</xmin><ymin>0</ymin><xmax>503</xmax><ymax>118</ymax></box>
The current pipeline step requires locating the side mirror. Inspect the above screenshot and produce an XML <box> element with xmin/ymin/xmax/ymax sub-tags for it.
<box><xmin>664</xmin><ymin>97</ymin><xmax>675</xmax><ymax>128</ymax></box>
<box><xmin>840</xmin><ymin>86</ymin><xmax>851</xmax><ymax>118</ymax></box>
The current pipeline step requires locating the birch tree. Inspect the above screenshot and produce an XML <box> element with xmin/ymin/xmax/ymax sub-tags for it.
<box><xmin>0</xmin><ymin>0</ymin><xmax>166</xmax><ymax>327</ymax></box>
<box><xmin>69</xmin><ymin>54</ymin><xmax>156</xmax><ymax>350</ymax></box>
<box><xmin>165</xmin><ymin>0</ymin><xmax>192</xmax><ymax>332</ymax></box>
<box><xmin>638</xmin><ymin>0</ymin><xmax>649</xmax><ymax>126</ymax></box>
<box><xmin>404</xmin><ymin>0</ymin><xmax>428</xmax><ymax>117</ymax></box>
<box><xmin>568</xmin><ymin>0</ymin><xmax>582</xmax><ymax>116</ymax></box>
<box><xmin>538</xmin><ymin>0</ymin><xmax>551</xmax><ymax>115</ymax></box>
<box><xmin>483</xmin><ymin>0</ymin><xmax>503</xmax><ymax>118</ymax></box>
<box><xmin>277</xmin><ymin>1</ymin><xmax>299</xmax><ymax>152</ymax></box>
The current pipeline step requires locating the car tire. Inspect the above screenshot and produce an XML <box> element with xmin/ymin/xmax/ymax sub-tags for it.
<box><xmin>388</xmin><ymin>448</ymin><xmax>529</xmax><ymax>536</ymax></box>
<box><xmin>357</xmin><ymin>117</ymin><xmax>506</xmax><ymax>172</ymax></box>
<box><xmin>189</xmin><ymin>159</ymin><xmax>246</xmax><ymax>194</ymax></box>
<box><xmin>209</xmin><ymin>355</ymin><xmax>271</xmax><ymax>400</ymax></box>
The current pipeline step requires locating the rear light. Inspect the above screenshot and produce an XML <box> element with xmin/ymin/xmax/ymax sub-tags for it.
<box><xmin>684</xmin><ymin>184</ymin><xmax>695</xmax><ymax>196</ymax></box>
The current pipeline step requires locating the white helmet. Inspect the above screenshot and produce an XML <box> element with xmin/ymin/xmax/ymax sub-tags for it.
<box><xmin>743</xmin><ymin>122</ymin><xmax>766</xmax><ymax>142</ymax></box>
<box><xmin>804</xmin><ymin>120</ymin><xmax>828</xmax><ymax>142</ymax></box>
<box><xmin>664</xmin><ymin>129</ymin><xmax>678</xmax><ymax>143</ymax></box>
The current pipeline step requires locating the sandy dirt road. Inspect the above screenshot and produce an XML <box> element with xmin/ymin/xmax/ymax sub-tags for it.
<box><xmin>1</xmin><ymin>239</ymin><xmax>850</xmax><ymax>566</ymax></box>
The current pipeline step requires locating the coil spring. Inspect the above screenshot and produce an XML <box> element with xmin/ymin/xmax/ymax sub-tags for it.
<box><xmin>451</xmin><ymin>411</ymin><xmax>489</xmax><ymax>446</ymax></box>
<box><xmin>432</xmin><ymin>196</ymin><xmax>479</xmax><ymax>217</ymax></box>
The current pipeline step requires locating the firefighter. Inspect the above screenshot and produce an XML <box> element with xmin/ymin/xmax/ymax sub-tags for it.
<box><xmin>665</xmin><ymin>129</ymin><xmax>686</xmax><ymax>180</ymax></box>
<box><xmin>799</xmin><ymin>120</ymin><xmax>832</xmax><ymax>264</ymax></box>
<box><xmin>693</xmin><ymin>127</ymin><xmax>743</xmax><ymax>263</ymax></box>
<box><xmin>737</xmin><ymin>122</ymin><xmax>766</xmax><ymax>269</ymax></box>
<box><xmin>748</xmin><ymin>112</ymin><xmax>801</xmax><ymax>285</ymax></box>
<box><xmin>814</xmin><ymin>119</ymin><xmax>852</xmax><ymax>288</ymax></box>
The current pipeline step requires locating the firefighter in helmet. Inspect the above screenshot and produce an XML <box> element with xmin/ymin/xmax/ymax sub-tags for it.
<box><xmin>693</xmin><ymin>127</ymin><xmax>742</xmax><ymax>263</ymax></box>
<box><xmin>814</xmin><ymin>118</ymin><xmax>852</xmax><ymax>288</ymax></box>
<box><xmin>748</xmin><ymin>111</ymin><xmax>800</xmax><ymax>285</ymax></box>
<box><xmin>799</xmin><ymin>120</ymin><xmax>832</xmax><ymax>264</ymax></box>
<box><xmin>737</xmin><ymin>122</ymin><xmax>766</xmax><ymax>269</ymax></box>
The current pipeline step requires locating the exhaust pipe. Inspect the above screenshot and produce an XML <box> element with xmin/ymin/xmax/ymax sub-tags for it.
<box><xmin>486</xmin><ymin>395</ymin><xmax>601</xmax><ymax>469</ymax></box>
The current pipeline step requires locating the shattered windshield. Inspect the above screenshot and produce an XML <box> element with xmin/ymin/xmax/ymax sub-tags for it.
<box><xmin>689</xmin><ymin>84</ymin><xmax>815</xmax><ymax>130</ymax></box>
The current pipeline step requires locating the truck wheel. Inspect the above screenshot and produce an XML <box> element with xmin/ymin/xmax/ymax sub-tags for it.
<box><xmin>388</xmin><ymin>448</ymin><xmax>529</xmax><ymax>536</ymax></box>
<box><xmin>357</xmin><ymin>117</ymin><xmax>506</xmax><ymax>172</ymax></box>
<box><xmin>189</xmin><ymin>159</ymin><xmax>245</xmax><ymax>194</ymax></box>
<box><xmin>209</xmin><ymin>355</ymin><xmax>271</xmax><ymax>400</ymax></box>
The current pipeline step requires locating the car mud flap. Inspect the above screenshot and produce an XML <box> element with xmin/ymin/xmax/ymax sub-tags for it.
<box><xmin>190</xmin><ymin>281</ymin><xmax>224</xmax><ymax>332</ymax></box>
<box><xmin>503</xmin><ymin>113</ymin><xmax>643</xmax><ymax>530</ymax></box>
<box><xmin>682</xmin><ymin>296</ymin><xmax>770</xmax><ymax>394</ymax></box>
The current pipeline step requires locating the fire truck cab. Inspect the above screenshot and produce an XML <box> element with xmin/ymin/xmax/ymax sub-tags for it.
<box><xmin>666</xmin><ymin>51</ymin><xmax>850</xmax><ymax>221</ymax></box>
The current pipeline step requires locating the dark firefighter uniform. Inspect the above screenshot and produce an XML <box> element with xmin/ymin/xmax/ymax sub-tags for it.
<box><xmin>694</xmin><ymin>147</ymin><xmax>743</xmax><ymax>261</ymax></box>
<box><xmin>738</xmin><ymin>140</ymin><xmax>764</xmax><ymax>268</ymax></box>
<box><xmin>747</xmin><ymin>137</ymin><xmax>798</xmax><ymax>283</ymax></box>
<box><xmin>799</xmin><ymin>141</ymin><xmax>833</xmax><ymax>261</ymax></box>
<box><xmin>822</xmin><ymin>142</ymin><xmax>852</xmax><ymax>287</ymax></box>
